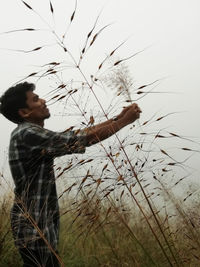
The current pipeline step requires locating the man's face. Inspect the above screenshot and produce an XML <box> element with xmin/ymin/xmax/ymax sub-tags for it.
<box><xmin>19</xmin><ymin>90</ymin><xmax>50</xmax><ymax>125</ymax></box>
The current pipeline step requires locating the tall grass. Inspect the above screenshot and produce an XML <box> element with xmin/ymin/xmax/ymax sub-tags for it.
<box><xmin>1</xmin><ymin>193</ymin><xmax>200</xmax><ymax>266</ymax></box>
<box><xmin>0</xmin><ymin>1</ymin><xmax>200</xmax><ymax>266</ymax></box>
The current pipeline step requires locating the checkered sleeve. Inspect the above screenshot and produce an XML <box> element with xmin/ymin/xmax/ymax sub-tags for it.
<box><xmin>21</xmin><ymin>124</ymin><xmax>88</xmax><ymax>157</ymax></box>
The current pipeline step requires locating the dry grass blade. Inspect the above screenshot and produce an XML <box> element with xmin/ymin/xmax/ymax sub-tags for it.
<box><xmin>20</xmin><ymin>0</ymin><xmax>58</xmax><ymax>38</ymax></box>
<box><xmin>101</xmin><ymin>164</ymin><xmax>108</xmax><ymax>173</ymax></box>
<box><xmin>62</xmin><ymin>0</ymin><xmax>77</xmax><ymax>42</ymax></box>
<box><xmin>21</xmin><ymin>0</ymin><xmax>33</xmax><ymax>10</ymax></box>
<box><xmin>49</xmin><ymin>0</ymin><xmax>54</xmax><ymax>14</ymax></box>
<box><xmin>155</xmin><ymin>134</ymin><xmax>166</xmax><ymax>138</ymax></box>
<box><xmin>137</xmin><ymin>80</ymin><xmax>159</xmax><ymax>90</ymax></box>
<box><xmin>98</xmin><ymin>39</ymin><xmax>128</xmax><ymax>69</ymax></box>
<box><xmin>160</xmin><ymin>149</ymin><xmax>183</xmax><ymax>165</ymax></box>
<box><xmin>42</xmin><ymin>62</ymin><xmax>60</xmax><ymax>66</ymax></box>
<box><xmin>89</xmin><ymin>24</ymin><xmax>112</xmax><ymax>47</ymax></box>
<box><xmin>181</xmin><ymin>147</ymin><xmax>200</xmax><ymax>152</ymax></box>
<box><xmin>106</xmin><ymin>207</ymin><xmax>112</xmax><ymax>217</ymax></box>
<box><xmin>155</xmin><ymin>112</ymin><xmax>179</xmax><ymax>122</ymax></box>
<box><xmin>0</xmin><ymin>28</ymin><xmax>40</xmax><ymax>35</ymax></box>
<box><xmin>59</xmin><ymin>183</ymin><xmax>77</xmax><ymax>199</ymax></box>
<box><xmin>57</xmin><ymin>95</ymin><xmax>66</xmax><ymax>101</ymax></box>
<box><xmin>80</xmin><ymin>159</ymin><xmax>93</xmax><ymax>165</ymax></box>
<box><xmin>50</xmin><ymin>95</ymin><xmax>59</xmax><ymax>100</ymax></box>
<box><xmin>114</xmin><ymin>47</ymin><xmax>148</xmax><ymax>66</ymax></box>
<box><xmin>181</xmin><ymin>148</ymin><xmax>192</xmax><ymax>151</ymax></box>
<box><xmin>27</xmin><ymin>72</ymin><xmax>38</xmax><ymax>77</ymax></box>
<box><xmin>169</xmin><ymin>132</ymin><xmax>180</xmax><ymax>137</ymax></box>
<box><xmin>160</xmin><ymin>149</ymin><xmax>169</xmax><ymax>156</ymax></box>
<box><xmin>110</xmin><ymin>39</ymin><xmax>128</xmax><ymax>56</ymax></box>
<box><xmin>32</xmin><ymin>46</ymin><xmax>43</xmax><ymax>51</ymax></box>
<box><xmin>89</xmin><ymin>116</ymin><xmax>95</xmax><ymax>125</ymax></box>
<box><xmin>183</xmin><ymin>193</ymin><xmax>193</xmax><ymax>202</ymax></box>
<box><xmin>168</xmin><ymin>132</ymin><xmax>199</xmax><ymax>145</ymax></box>
<box><xmin>87</xmin><ymin>13</ymin><xmax>101</xmax><ymax>39</ymax></box>
<box><xmin>0</xmin><ymin>46</ymin><xmax>45</xmax><ymax>54</ymax></box>
<box><xmin>77</xmin><ymin>171</ymin><xmax>91</xmax><ymax>191</ymax></box>
<box><xmin>70</xmin><ymin>0</ymin><xmax>77</xmax><ymax>22</ymax></box>
<box><xmin>78</xmin><ymin>11</ymin><xmax>102</xmax><ymax>63</ymax></box>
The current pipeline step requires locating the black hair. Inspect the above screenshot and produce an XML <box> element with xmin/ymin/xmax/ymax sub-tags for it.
<box><xmin>0</xmin><ymin>82</ymin><xmax>35</xmax><ymax>124</ymax></box>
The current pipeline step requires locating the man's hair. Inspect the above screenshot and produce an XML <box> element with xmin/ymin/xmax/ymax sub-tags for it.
<box><xmin>0</xmin><ymin>82</ymin><xmax>35</xmax><ymax>124</ymax></box>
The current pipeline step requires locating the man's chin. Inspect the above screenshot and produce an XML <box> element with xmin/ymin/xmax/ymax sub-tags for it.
<box><xmin>45</xmin><ymin>113</ymin><xmax>51</xmax><ymax>119</ymax></box>
<box><xmin>44</xmin><ymin>112</ymin><xmax>51</xmax><ymax>119</ymax></box>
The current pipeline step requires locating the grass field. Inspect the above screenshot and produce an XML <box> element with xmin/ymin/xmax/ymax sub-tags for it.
<box><xmin>1</xmin><ymin>189</ymin><xmax>200</xmax><ymax>267</ymax></box>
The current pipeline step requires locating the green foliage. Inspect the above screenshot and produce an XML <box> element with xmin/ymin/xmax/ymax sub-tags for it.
<box><xmin>0</xmin><ymin>199</ymin><xmax>22</xmax><ymax>267</ymax></box>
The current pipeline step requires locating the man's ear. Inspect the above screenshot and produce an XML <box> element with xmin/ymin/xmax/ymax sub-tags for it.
<box><xmin>18</xmin><ymin>108</ymin><xmax>30</xmax><ymax>119</ymax></box>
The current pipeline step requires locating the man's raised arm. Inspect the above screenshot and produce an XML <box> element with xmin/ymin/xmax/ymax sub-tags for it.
<box><xmin>83</xmin><ymin>103</ymin><xmax>142</xmax><ymax>146</ymax></box>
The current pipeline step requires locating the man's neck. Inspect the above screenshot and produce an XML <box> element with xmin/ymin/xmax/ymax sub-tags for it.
<box><xmin>24</xmin><ymin>119</ymin><xmax>44</xmax><ymax>127</ymax></box>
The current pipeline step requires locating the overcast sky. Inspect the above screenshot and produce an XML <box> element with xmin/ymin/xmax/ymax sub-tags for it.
<box><xmin>0</xmin><ymin>0</ymin><xmax>200</xmax><ymax>191</ymax></box>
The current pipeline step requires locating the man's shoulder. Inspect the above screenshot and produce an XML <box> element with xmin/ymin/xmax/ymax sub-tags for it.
<box><xmin>10</xmin><ymin>122</ymin><xmax>42</xmax><ymax>140</ymax></box>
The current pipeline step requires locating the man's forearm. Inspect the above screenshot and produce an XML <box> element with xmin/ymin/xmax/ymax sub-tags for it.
<box><xmin>85</xmin><ymin>117</ymin><xmax>128</xmax><ymax>145</ymax></box>
<box><xmin>81</xmin><ymin>103</ymin><xmax>141</xmax><ymax>146</ymax></box>
<box><xmin>87</xmin><ymin>115</ymin><xmax>120</xmax><ymax>132</ymax></box>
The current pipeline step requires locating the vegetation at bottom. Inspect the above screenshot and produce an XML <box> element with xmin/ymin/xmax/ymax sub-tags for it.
<box><xmin>1</xmin><ymin>192</ymin><xmax>200</xmax><ymax>267</ymax></box>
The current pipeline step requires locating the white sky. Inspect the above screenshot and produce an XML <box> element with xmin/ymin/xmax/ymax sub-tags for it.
<box><xmin>0</xmin><ymin>0</ymin><xmax>200</xmax><ymax>192</ymax></box>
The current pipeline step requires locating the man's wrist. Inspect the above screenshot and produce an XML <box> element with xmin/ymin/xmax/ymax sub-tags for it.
<box><xmin>112</xmin><ymin>116</ymin><xmax>119</xmax><ymax>121</ymax></box>
<box><xmin>112</xmin><ymin>115</ymin><xmax>128</xmax><ymax>129</ymax></box>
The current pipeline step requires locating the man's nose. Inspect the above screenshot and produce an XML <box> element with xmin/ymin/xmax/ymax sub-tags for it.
<box><xmin>41</xmin><ymin>98</ymin><xmax>46</xmax><ymax>104</ymax></box>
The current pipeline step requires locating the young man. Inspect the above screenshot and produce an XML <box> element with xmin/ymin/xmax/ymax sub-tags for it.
<box><xmin>0</xmin><ymin>82</ymin><xmax>141</xmax><ymax>266</ymax></box>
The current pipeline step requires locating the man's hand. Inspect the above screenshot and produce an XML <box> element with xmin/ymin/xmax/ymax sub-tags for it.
<box><xmin>118</xmin><ymin>103</ymin><xmax>142</xmax><ymax>124</ymax></box>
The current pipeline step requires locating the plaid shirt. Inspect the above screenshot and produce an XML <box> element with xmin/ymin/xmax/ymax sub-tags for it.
<box><xmin>9</xmin><ymin>122</ymin><xmax>87</xmax><ymax>252</ymax></box>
